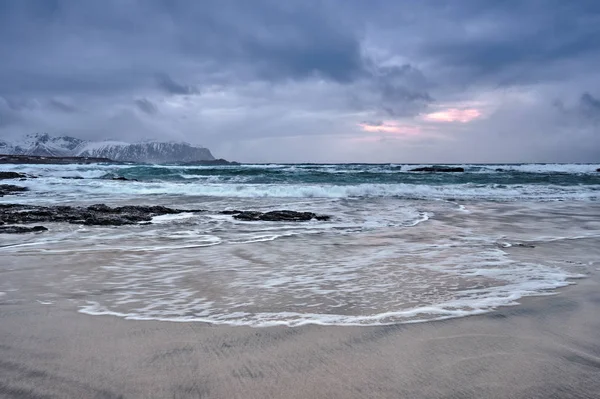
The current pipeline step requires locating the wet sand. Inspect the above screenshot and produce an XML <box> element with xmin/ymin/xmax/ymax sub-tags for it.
<box><xmin>1</xmin><ymin>239</ymin><xmax>600</xmax><ymax>399</ymax></box>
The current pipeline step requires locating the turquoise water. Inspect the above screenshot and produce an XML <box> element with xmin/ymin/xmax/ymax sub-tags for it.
<box><xmin>115</xmin><ymin>163</ymin><xmax>600</xmax><ymax>186</ymax></box>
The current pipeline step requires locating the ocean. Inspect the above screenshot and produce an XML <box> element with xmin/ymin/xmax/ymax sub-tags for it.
<box><xmin>1</xmin><ymin>163</ymin><xmax>599</xmax><ymax>326</ymax></box>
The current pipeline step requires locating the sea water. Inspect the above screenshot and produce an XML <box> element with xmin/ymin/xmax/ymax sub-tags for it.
<box><xmin>1</xmin><ymin>163</ymin><xmax>599</xmax><ymax>326</ymax></box>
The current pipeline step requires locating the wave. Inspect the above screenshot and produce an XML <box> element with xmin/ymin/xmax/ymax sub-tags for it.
<box><xmin>2</xmin><ymin>162</ymin><xmax>598</xmax><ymax>204</ymax></box>
<box><xmin>13</xmin><ymin>179</ymin><xmax>598</xmax><ymax>202</ymax></box>
<box><xmin>77</xmin><ymin>251</ymin><xmax>579</xmax><ymax>327</ymax></box>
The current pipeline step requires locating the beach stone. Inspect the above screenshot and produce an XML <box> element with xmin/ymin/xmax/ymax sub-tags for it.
<box><xmin>409</xmin><ymin>166</ymin><xmax>465</xmax><ymax>172</ymax></box>
<box><xmin>0</xmin><ymin>225</ymin><xmax>48</xmax><ymax>234</ymax></box>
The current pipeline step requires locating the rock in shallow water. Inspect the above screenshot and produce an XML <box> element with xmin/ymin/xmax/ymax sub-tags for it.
<box><xmin>0</xmin><ymin>171</ymin><xmax>28</xmax><ymax>179</ymax></box>
<box><xmin>111</xmin><ymin>176</ymin><xmax>139</xmax><ymax>181</ymax></box>
<box><xmin>0</xmin><ymin>204</ymin><xmax>332</xmax><ymax>227</ymax></box>
<box><xmin>0</xmin><ymin>203</ymin><xmax>198</xmax><ymax>226</ymax></box>
<box><xmin>225</xmin><ymin>210</ymin><xmax>331</xmax><ymax>222</ymax></box>
<box><xmin>0</xmin><ymin>184</ymin><xmax>28</xmax><ymax>196</ymax></box>
<box><xmin>409</xmin><ymin>166</ymin><xmax>465</xmax><ymax>172</ymax></box>
<box><xmin>0</xmin><ymin>225</ymin><xmax>48</xmax><ymax>234</ymax></box>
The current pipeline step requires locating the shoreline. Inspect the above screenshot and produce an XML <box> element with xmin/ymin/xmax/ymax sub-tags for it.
<box><xmin>1</xmin><ymin>254</ymin><xmax>599</xmax><ymax>398</ymax></box>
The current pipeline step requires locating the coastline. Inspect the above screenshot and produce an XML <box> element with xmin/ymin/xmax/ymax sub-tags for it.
<box><xmin>1</xmin><ymin>238</ymin><xmax>599</xmax><ymax>398</ymax></box>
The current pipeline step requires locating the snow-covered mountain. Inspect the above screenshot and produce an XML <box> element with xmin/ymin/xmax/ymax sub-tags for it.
<box><xmin>0</xmin><ymin>133</ymin><xmax>215</xmax><ymax>163</ymax></box>
<box><xmin>1</xmin><ymin>133</ymin><xmax>84</xmax><ymax>157</ymax></box>
<box><xmin>76</xmin><ymin>140</ymin><xmax>215</xmax><ymax>163</ymax></box>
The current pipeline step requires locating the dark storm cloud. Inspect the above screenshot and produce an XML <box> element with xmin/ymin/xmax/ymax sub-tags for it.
<box><xmin>375</xmin><ymin>65</ymin><xmax>433</xmax><ymax>116</ymax></box>
<box><xmin>0</xmin><ymin>0</ymin><xmax>598</xmax><ymax>161</ymax></box>
<box><xmin>135</xmin><ymin>98</ymin><xmax>158</xmax><ymax>115</ymax></box>
<box><xmin>156</xmin><ymin>74</ymin><xmax>198</xmax><ymax>96</ymax></box>
<box><xmin>553</xmin><ymin>92</ymin><xmax>600</xmax><ymax>125</ymax></box>
<box><xmin>370</xmin><ymin>1</ymin><xmax>600</xmax><ymax>86</ymax></box>
<box><xmin>580</xmin><ymin>93</ymin><xmax>600</xmax><ymax>120</ymax></box>
<box><xmin>47</xmin><ymin>99</ymin><xmax>77</xmax><ymax>113</ymax></box>
<box><xmin>0</xmin><ymin>98</ymin><xmax>21</xmax><ymax>127</ymax></box>
<box><xmin>0</xmin><ymin>0</ymin><xmax>425</xmax><ymax>113</ymax></box>
<box><xmin>161</xmin><ymin>0</ymin><xmax>365</xmax><ymax>83</ymax></box>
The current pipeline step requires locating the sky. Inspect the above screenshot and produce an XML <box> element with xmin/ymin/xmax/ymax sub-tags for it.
<box><xmin>1</xmin><ymin>0</ymin><xmax>599</xmax><ymax>163</ymax></box>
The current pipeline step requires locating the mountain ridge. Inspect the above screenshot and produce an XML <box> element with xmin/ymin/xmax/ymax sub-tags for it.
<box><xmin>0</xmin><ymin>133</ymin><xmax>215</xmax><ymax>164</ymax></box>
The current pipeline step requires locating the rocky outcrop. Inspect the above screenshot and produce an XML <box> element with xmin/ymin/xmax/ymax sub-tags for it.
<box><xmin>0</xmin><ymin>204</ymin><xmax>199</xmax><ymax>226</ymax></box>
<box><xmin>0</xmin><ymin>204</ymin><xmax>333</xmax><ymax>233</ymax></box>
<box><xmin>111</xmin><ymin>176</ymin><xmax>138</xmax><ymax>182</ymax></box>
<box><xmin>409</xmin><ymin>166</ymin><xmax>465</xmax><ymax>172</ymax></box>
<box><xmin>0</xmin><ymin>184</ymin><xmax>28</xmax><ymax>196</ymax></box>
<box><xmin>0</xmin><ymin>171</ymin><xmax>27</xmax><ymax>179</ymax></box>
<box><xmin>180</xmin><ymin>159</ymin><xmax>239</xmax><ymax>166</ymax></box>
<box><xmin>222</xmin><ymin>210</ymin><xmax>331</xmax><ymax>222</ymax></box>
<box><xmin>0</xmin><ymin>225</ymin><xmax>48</xmax><ymax>234</ymax></box>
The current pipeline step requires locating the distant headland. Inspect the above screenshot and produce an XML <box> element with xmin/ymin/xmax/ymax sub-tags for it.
<box><xmin>0</xmin><ymin>133</ymin><xmax>234</xmax><ymax>164</ymax></box>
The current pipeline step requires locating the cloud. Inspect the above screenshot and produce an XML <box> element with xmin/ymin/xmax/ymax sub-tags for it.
<box><xmin>580</xmin><ymin>92</ymin><xmax>600</xmax><ymax>120</ymax></box>
<box><xmin>47</xmin><ymin>98</ymin><xmax>78</xmax><ymax>113</ymax></box>
<box><xmin>553</xmin><ymin>91</ymin><xmax>600</xmax><ymax>126</ymax></box>
<box><xmin>358</xmin><ymin>121</ymin><xmax>421</xmax><ymax>135</ymax></box>
<box><xmin>134</xmin><ymin>98</ymin><xmax>158</xmax><ymax>115</ymax></box>
<box><xmin>0</xmin><ymin>1</ymin><xmax>598</xmax><ymax>161</ymax></box>
<box><xmin>422</xmin><ymin>108</ymin><xmax>482</xmax><ymax>123</ymax></box>
<box><xmin>156</xmin><ymin>73</ymin><xmax>198</xmax><ymax>95</ymax></box>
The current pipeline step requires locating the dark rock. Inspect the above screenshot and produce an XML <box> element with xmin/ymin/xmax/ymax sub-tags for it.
<box><xmin>260</xmin><ymin>211</ymin><xmax>316</xmax><ymax>222</ymax></box>
<box><xmin>0</xmin><ymin>204</ymin><xmax>325</xmax><ymax>227</ymax></box>
<box><xmin>220</xmin><ymin>210</ymin><xmax>242</xmax><ymax>215</ymax></box>
<box><xmin>111</xmin><ymin>176</ymin><xmax>138</xmax><ymax>181</ymax></box>
<box><xmin>515</xmin><ymin>243</ymin><xmax>536</xmax><ymax>248</ymax></box>
<box><xmin>229</xmin><ymin>210</ymin><xmax>330</xmax><ymax>222</ymax></box>
<box><xmin>0</xmin><ymin>171</ymin><xmax>27</xmax><ymax>179</ymax></box>
<box><xmin>61</xmin><ymin>176</ymin><xmax>84</xmax><ymax>180</ymax></box>
<box><xmin>409</xmin><ymin>166</ymin><xmax>465</xmax><ymax>173</ymax></box>
<box><xmin>232</xmin><ymin>211</ymin><xmax>264</xmax><ymax>221</ymax></box>
<box><xmin>0</xmin><ymin>184</ymin><xmax>28</xmax><ymax>196</ymax></box>
<box><xmin>0</xmin><ymin>225</ymin><xmax>48</xmax><ymax>234</ymax></box>
<box><xmin>0</xmin><ymin>203</ymin><xmax>200</xmax><ymax>226</ymax></box>
<box><xmin>180</xmin><ymin>158</ymin><xmax>240</xmax><ymax>166</ymax></box>
<box><xmin>597</xmin><ymin>168</ymin><xmax>600</xmax><ymax>172</ymax></box>
<box><xmin>495</xmin><ymin>168</ymin><xmax>505</xmax><ymax>172</ymax></box>
<box><xmin>87</xmin><ymin>204</ymin><xmax>113</xmax><ymax>212</ymax></box>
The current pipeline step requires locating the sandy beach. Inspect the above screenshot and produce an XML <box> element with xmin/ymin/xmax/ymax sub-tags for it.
<box><xmin>2</xmin><ymin>235</ymin><xmax>599</xmax><ymax>399</ymax></box>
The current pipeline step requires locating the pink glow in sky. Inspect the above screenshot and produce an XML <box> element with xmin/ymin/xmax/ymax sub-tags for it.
<box><xmin>422</xmin><ymin>108</ymin><xmax>482</xmax><ymax>123</ymax></box>
<box><xmin>358</xmin><ymin>121</ymin><xmax>422</xmax><ymax>135</ymax></box>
